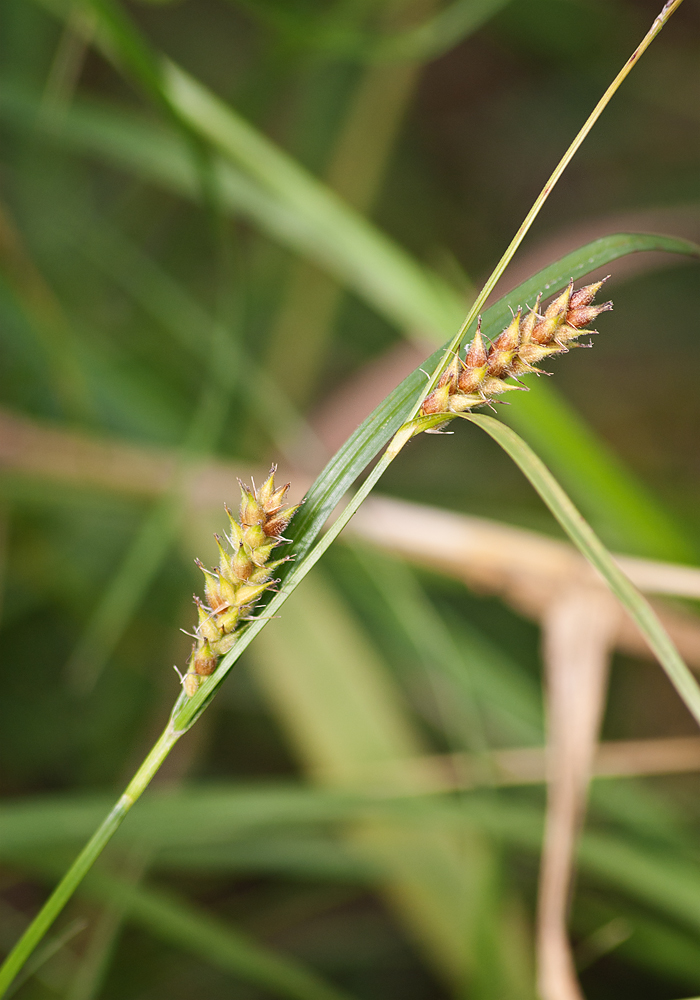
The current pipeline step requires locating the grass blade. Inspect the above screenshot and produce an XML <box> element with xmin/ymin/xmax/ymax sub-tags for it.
<box><xmin>461</xmin><ymin>414</ymin><xmax>700</xmax><ymax>726</ymax></box>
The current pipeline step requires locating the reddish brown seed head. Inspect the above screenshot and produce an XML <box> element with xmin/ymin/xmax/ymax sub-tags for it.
<box><xmin>458</xmin><ymin>365</ymin><xmax>487</xmax><ymax>394</ymax></box>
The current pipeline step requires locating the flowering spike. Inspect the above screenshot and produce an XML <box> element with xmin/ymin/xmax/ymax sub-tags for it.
<box><xmin>215</xmin><ymin>632</ymin><xmax>237</xmax><ymax>656</ymax></box>
<box><xmin>266</xmin><ymin>484</ymin><xmax>291</xmax><ymax>513</ymax></box>
<box><xmin>242</xmin><ymin>524</ymin><xmax>266</xmax><ymax>549</ymax></box>
<box><xmin>179</xmin><ymin>474</ymin><xmax>299</xmax><ymax>694</ymax></box>
<box><xmin>448</xmin><ymin>392</ymin><xmax>483</xmax><ymax>412</ymax></box>
<box><xmin>250</xmin><ymin>540</ymin><xmax>277</xmax><ymax>568</ymax></box>
<box><xmin>234</xmin><ymin>581</ymin><xmax>272</xmax><ymax>608</ymax></box>
<box><xmin>419</xmin><ymin>278</ymin><xmax>612</xmax><ymax>421</ymax></box>
<box><xmin>196</xmin><ymin>558</ymin><xmax>225</xmax><ymax>611</ymax></box>
<box><xmin>215</xmin><ymin>606</ymin><xmax>240</xmax><ymax>635</ymax></box>
<box><xmin>481</xmin><ymin>377</ymin><xmax>526</xmax><ymax>395</ymax></box>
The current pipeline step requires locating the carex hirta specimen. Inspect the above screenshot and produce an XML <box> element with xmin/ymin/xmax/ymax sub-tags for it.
<box><xmin>421</xmin><ymin>278</ymin><xmax>612</xmax><ymax>420</ymax></box>
<box><xmin>181</xmin><ymin>467</ymin><xmax>299</xmax><ymax>696</ymax></box>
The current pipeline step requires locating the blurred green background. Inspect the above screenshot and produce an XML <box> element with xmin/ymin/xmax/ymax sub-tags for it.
<box><xmin>1</xmin><ymin>0</ymin><xmax>700</xmax><ymax>998</ymax></box>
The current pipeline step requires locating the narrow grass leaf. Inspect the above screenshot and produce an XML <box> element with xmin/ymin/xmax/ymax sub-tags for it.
<box><xmin>462</xmin><ymin>414</ymin><xmax>700</xmax><ymax>727</ymax></box>
<box><xmin>20</xmin><ymin>863</ymin><xmax>356</xmax><ymax>1000</ymax></box>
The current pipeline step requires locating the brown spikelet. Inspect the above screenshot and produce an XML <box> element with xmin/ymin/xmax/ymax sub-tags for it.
<box><xmin>457</xmin><ymin>320</ymin><xmax>488</xmax><ymax>394</ymax></box>
<box><xmin>179</xmin><ymin>467</ymin><xmax>298</xmax><ymax>697</ymax></box>
<box><xmin>420</xmin><ymin>279</ymin><xmax>611</xmax><ymax>421</ymax></box>
<box><xmin>487</xmin><ymin>309</ymin><xmax>521</xmax><ymax>376</ymax></box>
<box><xmin>569</xmin><ymin>276</ymin><xmax>609</xmax><ymax>310</ymax></box>
<box><xmin>532</xmin><ymin>281</ymin><xmax>573</xmax><ymax>345</ymax></box>
<box><xmin>422</xmin><ymin>381</ymin><xmax>452</xmax><ymax>415</ymax></box>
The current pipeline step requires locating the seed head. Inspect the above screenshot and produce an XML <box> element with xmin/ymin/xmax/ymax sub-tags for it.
<box><xmin>420</xmin><ymin>278</ymin><xmax>612</xmax><ymax>421</ymax></box>
<box><xmin>177</xmin><ymin>467</ymin><xmax>298</xmax><ymax>697</ymax></box>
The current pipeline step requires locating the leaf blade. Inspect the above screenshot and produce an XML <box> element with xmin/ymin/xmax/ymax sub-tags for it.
<box><xmin>461</xmin><ymin>413</ymin><xmax>700</xmax><ymax>727</ymax></box>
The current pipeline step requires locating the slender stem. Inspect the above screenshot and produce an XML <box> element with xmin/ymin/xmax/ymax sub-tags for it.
<box><xmin>0</xmin><ymin>727</ymin><xmax>179</xmax><ymax>997</ymax></box>
<box><xmin>416</xmin><ymin>0</ymin><xmax>685</xmax><ymax>407</ymax></box>
<box><xmin>0</xmin><ymin>1</ymin><xmax>684</xmax><ymax>992</ymax></box>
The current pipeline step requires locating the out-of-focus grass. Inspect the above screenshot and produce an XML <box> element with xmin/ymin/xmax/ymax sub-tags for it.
<box><xmin>1</xmin><ymin>0</ymin><xmax>699</xmax><ymax>997</ymax></box>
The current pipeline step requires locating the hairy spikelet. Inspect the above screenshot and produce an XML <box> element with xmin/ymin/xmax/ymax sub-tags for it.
<box><xmin>179</xmin><ymin>466</ymin><xmax>299</xmax><ymax>697</ymax></box>
<box><xmin>421</xmin><ymin>278</ymin><xmax>612</xmax><ymax>418</ymax></box>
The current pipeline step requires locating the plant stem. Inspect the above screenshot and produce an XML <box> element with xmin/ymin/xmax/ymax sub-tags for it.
<box><xmin>0</xmin><ymin>727</ymin><xmax>180</xmax><ymax>997</ymax></box>
<box><xmin>418</xmin><ymin>0</ymin><xmax>685</xmax><ymax>405</ymax></box>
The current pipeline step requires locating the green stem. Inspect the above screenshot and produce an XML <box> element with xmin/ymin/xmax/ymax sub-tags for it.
<box><xmin>418</xmin><ymin>0</ymin><xmax>685</xmax><ymax>404</ymax></box>
<box><xmin>0</xmin><ymin>727</ymin><xmax>179</xmax><ymax>997</ymax></box>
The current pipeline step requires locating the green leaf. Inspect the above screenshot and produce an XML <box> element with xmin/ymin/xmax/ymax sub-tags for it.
<box><xmin>461</xmin><ymin>413</ymin><xmax>700</xmax><ymax>726</ymax></box>
<box><xmin>168</xmin><ymin>233</ymin><xmax>700</xmax><ymax>736</ymax></box>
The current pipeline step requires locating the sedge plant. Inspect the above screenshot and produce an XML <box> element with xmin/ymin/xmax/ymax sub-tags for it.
<box><xmin>0</xmin><ymin>0</ymin><xmax>697</xmax><ymax>993</ymax></box>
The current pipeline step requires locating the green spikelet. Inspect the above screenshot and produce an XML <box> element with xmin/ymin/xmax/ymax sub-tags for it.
<box><xmin>421</xmin><ymin>278</ymin><xmax>612</xmax><ymax>418</ymax></box>
<box><xmin>180</xmin><ymin>466</ymin><xmax>298</xmax><ymax>697</ymax></box>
